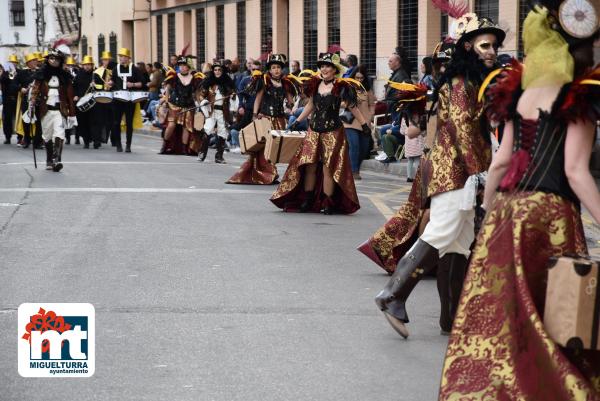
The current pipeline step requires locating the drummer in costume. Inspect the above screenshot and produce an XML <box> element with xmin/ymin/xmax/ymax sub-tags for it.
<box><xmin>72</xmin><ymin>56</ymin><xmax>95</xmax><ymax>148</ymax></box>
<box><xmin>108</xmin><ymin>47</ymin><xmax>144</xmax><ymax>152</ymax></box>
<box><xmin>17</xmin><ymin>53</ymin><xmax>43</xmax><ymax>149</ymax></box>
<box><xmin>159</xmin><ymin>46</ymin><xmax>205</xmax><ymax>155</ymax></box>
<box><xmin>92</xmin><ymin>51</ymin><xmax>114</xmax><ymax>148</ymax></box>
<box><xmin>64</xmin><ymin>56</ymin><xmax>80</xmax><ymax>145</ymax></box>
<box><xmin>374</xmin><ymin>6</ymin><xmax>504</xmax><ymax>338</ymax></box>
<box><xmin>270</xmin><ymin>53</ymin><xmax>370</xmax><ymax>215</ymax></box>
<box><xmin>227</xmin><ymin>53</ymin><xmax>300</xmax><ymax>184</ymax></box>
<box><xmin>0</xmin><ymin>55</ymin><xmax>21</xmax><ymax>144</ymax></box>
<box><xmin>197</xmin><ymin>62</ymin><xmax>236</xmax><ymax>164</ymax></box>
<box><xmin>29</xmin><ymin>39</ymin><xmax>77</xmax><ymax>172</ymax></box>
<box><xmin>439</xmin><ymin>1</ymin><xmax>600</xmax><ymax>398</ymax></box>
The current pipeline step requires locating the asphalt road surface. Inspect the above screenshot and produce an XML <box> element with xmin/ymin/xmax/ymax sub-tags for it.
<box><xmin>0</xmin><ymin>133</ymin><xmax>452</xmax><ymax>401</ymax></box>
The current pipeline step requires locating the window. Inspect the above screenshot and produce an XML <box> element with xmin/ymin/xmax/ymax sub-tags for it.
<box><xmin>398</xmin><ymin>0</ymin><xmax>418</xmax><ymax>77</ymax></box>
<box><xmin>518</xmin><ymin>1</ymin><xmax>530</xmax><ymax>59</ymax></box>
<box><xmin>261</xmin><ymin>0</ymin><xmax>273</xmax><ymax>58</ymax></box>
<box><xmin>216</xmin><ymin>5</ymin><xmax>225</xmax><ymax>60</ymax></box>
<box><xmin>81</xmin><ymin>36</ymin><xmax>88</xmax><ymax>57</ymax></box>
<box><xmin>360</xmin><ymin>0</ymin><xmax>376</xmax><ymax>77</ymax></box>
<box><xmin>168</xmin><ymin>13</ymin><xmax>175</xmax><ymax>58</ymax></box>
<box><xmin>10</xmin><ymin>1</ymin><xmax>25</xmax><ymax>27</ymax></box>
<box><xmin>109</xmin><ymin>32</ymin><xmax>117</xmax><ymax>60</ymax></box>
<box><xmin>303</xmin><ymin>0</ymin><xmax>318</xmax><ymax>70</ymax></box>
<box><xmin>237</xmin><ymin>2</ymin><xmax>246</xmax><ymax>62</ymax></box>
<box><xmin>441</xmin><ymin>12</ymin><xmax>448</xmax><ymax>40</ymax></box>
<box><xmin>195</xmin><ymin>8</ymin><xmax>205</xmax><ymax>65</ymax></box>
<box><xmin>475</xmin><ymin>0</ymin><xmax>499</xmax><ymax>23</ymax></box>
<box><xmin>157</xmin><ymin>15</ymin><xmax>163</xmax><ymax>63</ymax></box>
<box><xmin>327</xmin><ymin>0</ymin><xmax>340</xmax><ymax>50</ymax></box>
<box><xmin>97</xmin><ymin>34</ymin><xmax>105</xmax><ymax>65</ymax></box>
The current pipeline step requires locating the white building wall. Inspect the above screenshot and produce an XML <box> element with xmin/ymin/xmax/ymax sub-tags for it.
<box><xmin>0</xmin><ymin>0</ymin><xmax>40</xmax><ymax>65</ymax></box>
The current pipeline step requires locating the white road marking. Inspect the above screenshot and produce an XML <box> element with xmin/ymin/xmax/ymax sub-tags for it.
<box><xmin>0</xmin><ymin>187</ymin><xmax>272</xmax><ymax>194</ymax></box>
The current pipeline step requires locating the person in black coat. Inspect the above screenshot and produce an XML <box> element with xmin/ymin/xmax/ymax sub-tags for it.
<box><xmin>72</xmin><ymin>56</ymin><xmax>95</xmax><ymax>148</ymax></box>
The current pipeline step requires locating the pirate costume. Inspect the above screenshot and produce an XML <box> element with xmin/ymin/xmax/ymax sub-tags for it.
<box><xmin>197</xmin><ymin>62</ymin><xmax>236</xmax><ymax>164</ymax></box>
<box><xmin>29</xmin><ymin>40</ymin><xmax>77</xmax><ymax>172</ymax></box>
<box><xmin>270</xmin><ymin>53</ymin><xmax>368</xmax><ymax>215</ymax></box>
<box><xmin>159</xmin><ymin>49</ymin><xmax>205</xmax><ymax>155</ymax></box>
<box><xmin>227</xmin><ymin>54</ymin><xmax>300</xmax><ymax>185</ymax></box>
<box><xmin>438</xmin><ymin>2</ymin><xmax>600</xmax><ymax>398</ymax></box>
<box><xmin>374</xmin><ymin>10</ymin><xmax>505</xmax><ymax>338</ymax></box>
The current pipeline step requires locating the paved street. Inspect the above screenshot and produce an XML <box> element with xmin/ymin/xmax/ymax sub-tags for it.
<box><xmin>1</xmin><ymin>133</ymin><xmax>448</xmax><ymax>401</ymax></box>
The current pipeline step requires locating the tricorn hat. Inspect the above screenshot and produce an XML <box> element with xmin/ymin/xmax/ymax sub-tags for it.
<box><xmin>454</xmin><ymin>14</ymin><xmax>506</xmax><ymax>45</ymax></box>
<box><xmin>316</xmin><ymin>52</ymin><xmax>346</xmax><ymax>76</ymax></box>
<box><xmin>432</xmin><ymin>40</ymin><xmax>455</xmax><ymax>62</ymax></box>
<box><xmin>266</xmin><ymin>53</ymin><xmax>287</xmax><ymax>69</ymax></box>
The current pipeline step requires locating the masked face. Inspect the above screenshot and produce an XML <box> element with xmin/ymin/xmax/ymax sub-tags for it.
<box><xmin>471</xmin><ymin>33</ymin><xmax>499</xmax><ymax>69</ymax></box>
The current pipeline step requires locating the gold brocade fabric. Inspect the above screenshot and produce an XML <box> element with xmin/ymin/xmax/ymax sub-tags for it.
<box><xmin>226</xmin><ymin>117</ymin><xmax>283</xmax><ymax>185</ymax></box>
<box><xmin>270</xmin><ymin>127</ymin><xmax>360</xmax><ymax>214</ymax></box>
<box><xmin>428</xmin><ymin>78</ymin><xmax>491</xmax><ymax>198</ymax></box>
<box><xmin>360</xmin><ymin>161</ymin><xmax>426</xmax><ymax>273</ymax></box>
<box><xmin>439</xmin><ymin>191</ymin><xmax>600</xmax><ymax>401</ymax></box>
<box><xmin>167</xmin><ymin>103</ymin><xmax>194</xmax><ymax>132</ymax></box>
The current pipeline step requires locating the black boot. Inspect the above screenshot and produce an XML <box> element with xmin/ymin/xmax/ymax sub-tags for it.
<box><xmin>75</xmin><ymin>135</ymin><xmax>80</xmax><ymax>145</ymax></box>
<box><xmin>197</xmin><ymin>131</ymin><xmax>209</xmax><ymax>162</ymax></box>
<box><xmin>52</xmin><ymin>137</ymin><xmax>64</xmax><ymax>172</ymax></box>
<box><xmin>375</xmin><ymin>239</ymin><xmax>439</xmax><ymax>338</ymax></box>
<box><xmin>448</xmin><ymin>253</ymin><xmax>468</xmax><ymax>327</ymax></box>
<box><xmin>125</xmin><ymin>132</ymin><xmax>132</xmax><ymax>153</ymax></box>
<box><xmin>321</xmin><ymin>195</ymin><xmax>335</xmax><ymax>215</ymax></box>
<box><xmin>437</xmin><ymin>255</ymin><xmax>453</xmax><ymax>334</ymax></box>
<box><xmin>299</xmin><ymin>191</ymin><xmax>315</xmax><ymax>213</ymax></box>
<box><xmin>215</xmin><ymin>136</ymin><xmax>226</xmax><ymax>164</ymax></box>
<box><xmin>45</xmin><ymin>141</ymin><xmax>54</xmax><ymax>170</ymax></box>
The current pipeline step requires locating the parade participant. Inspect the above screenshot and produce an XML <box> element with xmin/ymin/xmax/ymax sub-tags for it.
<box><xmin>270</xmin><ymin>53</ymin><xmax>370</xmax><ymax>215</ymax></box>
<box><xmin>72</xmin><ymin>55</ymin><xmax>95</xmax><ymax>148</ymax></box>
<box><xmin>17</xmin><ymin>53</ymin><xmax>42</xmax><ymax>149</ymax></box>
<box><xmin>439</xmin><ymin>2</ymin><xmax>600</xmax><ymax>398</ymax></box>
<box><xmin>108</xmin><ymin>47</ymin><xmax>144</xmax><ymax>152</ymax></box>
<box><xmin>91</xmin><ymin>51</ymin><xmax>114</xmax><ymax>148</ymax></box>
<box><xmin>374</xmin><ymin>8</ymin><xmax>505</xmax><ymax>338</ymax></box>
<box><xmin>0</xmin><ymin>55</ymin><xmax>20</xmax><ymax>144</ymax></box>
<box><xmin>159</xmin><ymin>47</ymin><xmax>205</xmax><ymax>155</ymax></box>
<box><xmin>29</xmin><ymin>40</ymin><xmax>77</xmax><ymax>172</ymax></box>
<box><xmin>227</xmin><ymin>53</ymin><xmax>300</xmax><ymax>185</ymax></box>
<box><xmin>197</xmin><ymin>62</ymin><xmax>236</xmax><ymax>164</ymax></box>
<box><xmin>65</xmin><ymin>56</ymin><xmax>80</xmax><ymax>145</ymax></box>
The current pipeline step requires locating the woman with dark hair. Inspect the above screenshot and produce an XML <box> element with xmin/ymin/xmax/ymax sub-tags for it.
<box><xmin>271</xmin><ymin>53</ymin><xmax>370</xmax><ymax>215</ymax></box>
<box><xmin>419</xmin><ymin>56</ymin><xmax>434</xmax><ymax>90</ymax></box>
<box><xmin>343</xmin><ymin>65</ymin><xmax>375</xmax><ymax>180</ymax></box>
<box><xmin>438</xmin><ymin>2</ymin><xmax>600</xmax><ymax>398</ymax></box>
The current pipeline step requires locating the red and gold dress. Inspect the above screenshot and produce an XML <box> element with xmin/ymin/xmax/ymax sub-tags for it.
<box><xmin>439</xmin><ymin>63</ymin><xmax>600</xmax><ymax>400</ymax></box>
<box><xmin>227</xmin><ymin>74</ymin><xmax>297</xmax><ymax>185</ymax></box>
<box><xmin>161</xmin><ymin>71</ymin><xmax>204</xmax><ymax>155</ymax></box>
<box><xmin>270</xmin><ymin>76</ymin><xmax>360</xmax><ymax>214</ymax></box>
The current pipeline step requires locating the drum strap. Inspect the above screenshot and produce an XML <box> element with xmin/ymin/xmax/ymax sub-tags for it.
<box><xmin>117</xmin><ymin>64</ymin><xmax>132</xmax><ymax>90</ymax></box>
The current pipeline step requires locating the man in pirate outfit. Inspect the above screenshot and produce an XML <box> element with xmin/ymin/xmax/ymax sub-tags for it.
<box><xmin>197</xmin><ymin>62</ymin><xmax>236</xmax><ymax>164</ymax></box>
<box><xmin>29</xmin><ymin>40</ymin><xmax>77</xmax><ymax>172</ymax></box>
<box><xmin>374</xmin><ymin>5</ymin><xmax>505</xmax><ymax>338</ymax></box>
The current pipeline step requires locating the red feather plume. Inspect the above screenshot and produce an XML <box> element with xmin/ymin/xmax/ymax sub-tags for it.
<box><xmin>180</xmin><ymin>43</ymin><xmax>190</xmax><ymax>57</ymax></box>
<box><xmin>485</xmin><ymin>59</ymin><xmax>523</xmax><ymax>122</ymax></box>
<box><xmin>52</xmin><ymin>38</ymin><xmax>71</xmax><ymax>49</ymax></box>
<box><xmin>431</xmin><ymin>0</ymin><xmax>468</xmax><ymax>19</ymax></box>
<box><xmin>558</xmin><ymin>65</ymin><xmax>600</xmax><ymax>123</ymax></box>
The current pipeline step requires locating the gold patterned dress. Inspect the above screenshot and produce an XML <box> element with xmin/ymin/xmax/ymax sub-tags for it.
<box><xmin>439</xmin><ymin>65</ymin><xmax>600</xmax><ymax>400</ymax></box>
<box><xmin>270</xmin><ymin>76</ymin><xmax>360</xmax><ymax>214</ymax></box>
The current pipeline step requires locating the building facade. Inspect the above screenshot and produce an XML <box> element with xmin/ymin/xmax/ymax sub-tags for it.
<box><xmin>1</xmin><ymin>0</ymin><xmax>79</xmax><ymax>64</ymax></box>
<box><xmin>145</xmin><ymin>0</ymin><xmax>527</xmax><ymax>95</ymax></box>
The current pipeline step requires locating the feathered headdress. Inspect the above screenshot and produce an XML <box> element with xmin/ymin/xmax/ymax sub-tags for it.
<box><xmin>47</xmin><ymin>38</ymin><xmax>71</xmax><ymax>59</ymax></box>
<box><xmin>391</xmin><ymin>82</ymin><xmax>429</xmax><ymax>116</ymax></box>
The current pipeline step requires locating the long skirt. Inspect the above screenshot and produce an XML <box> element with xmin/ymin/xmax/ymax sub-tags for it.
<box><xmin>438</xmin><ymin>191</ymin><xmax>600</xmax><ymax>400</ymax></box>
<box><xmin>162</xmin><ymin>105</ymin><xmax>201</xmax><ymax>155</ymax></box>
<box><xmin>358</xmin><ymin>161</ymin><xmax>426</xmax><ymax>273</ymax></box>
<box><xmin>270</xmin><ymin>126</ymin><xmax>360</xmax><ymax>215</ymax></box>
<box><xmin>226</xmin><ymin>116</ymin><xmax>282</xmax><ymax>185</ymax></box>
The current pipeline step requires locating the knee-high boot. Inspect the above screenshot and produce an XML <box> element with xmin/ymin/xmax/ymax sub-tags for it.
<box><xmin>437</xmin><ymin>254</ymin><xmax>453</xmax><ymax>334</ymax></box>
<box><xmin>448</xmin><ymin>253</ymin><xmax>468</xmax><ymax>326</ymax></box>
<box><xmin>197</xmin><ymin>130</ymin><xmax>209</xmax><ymax>162</ymax></box>
<box><xmin>52</xmin><ymin>137</ymin><xmax>64</xmax><ymax>172</ymax></box>
<box><xmin>215</xmin><ymin>136</ymin><xmax>226</xmax><ymax>164</ymax></box>
<box><xmin>45</xmin><ymin>141</ymin><xmax>54</xmax><ymax>170</ymax></box>
<box><xmin>375</xmin><ymin>239</ymin><xmax>439</xmax><ymax>338</ymax></box>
